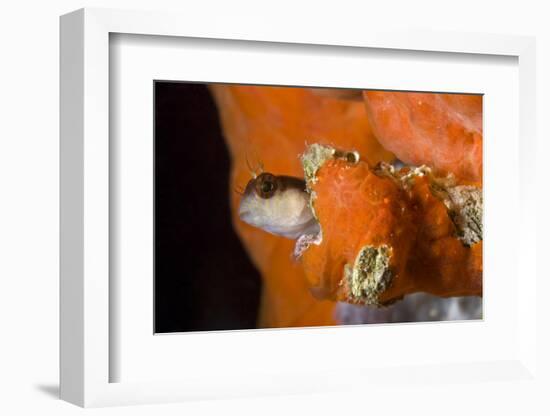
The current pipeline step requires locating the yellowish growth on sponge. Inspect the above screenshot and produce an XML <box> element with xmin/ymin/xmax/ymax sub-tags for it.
<box><xmin>300</xmin><ymin>143</ymin><xmax>336</xmax><ymax>186</ymax></box>
<box><xmin>428</xmin><ymin>179</ymin><xmax>483</xmax><ymax>246</ymax></box>
<box><xmin>374</xmin><ymin>162</ymin><xmax>483</xmax><ymax>246</ymax></box>
<box><xmin>300</xmin><ymin>143</ymin><xmax>360</xmax><ymax>187</ymax></box>
<box><xmin>345</xmin><ymin>245</ymin><xmax>393</xmax><ymax>306</ymax></box>
<box><xmin>300</xmin><ymin>143</ymin><xmax>360</xmax><ymax>221</ymax></box>
<box><xmin>443</xmin><ymin>185</ymin><xmax>483</xmax><ymax>246</ymax></box>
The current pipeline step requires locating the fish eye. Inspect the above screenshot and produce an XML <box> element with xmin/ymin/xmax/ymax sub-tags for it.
<box><xmin>261</xmin><ymin>181</ymin><xmax>274</xmax><ymax>193</ymax></box>
<box><xmin>255</xmin><ymin>173</ymin><xmax>278</xmax><ymax>199</ymax></box>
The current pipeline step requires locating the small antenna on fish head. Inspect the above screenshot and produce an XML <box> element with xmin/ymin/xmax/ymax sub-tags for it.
<box><xmin>245</xmin><ymin>147</ymin><xmax>265</xmax><ymax>179</ymax></box>
<box><xmin>245</xmin><ymin>153</ymin><xmax>257</xmax><ymax>178</ymax></box>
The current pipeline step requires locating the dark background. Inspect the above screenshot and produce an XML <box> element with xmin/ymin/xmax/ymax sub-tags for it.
<box><xmin>154</xmin><ymin>82</ymin><xmax>262</xmax><ymax>333</ymax></box>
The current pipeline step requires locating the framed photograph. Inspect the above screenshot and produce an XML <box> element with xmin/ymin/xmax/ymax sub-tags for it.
<box><xmin>60</xmin><ymin>8</ymin><xmax>539</xmax><ymax>408</ymax></box>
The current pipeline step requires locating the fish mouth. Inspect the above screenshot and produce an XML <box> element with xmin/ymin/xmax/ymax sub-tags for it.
<box><xmin>239</xmin><ymin>212</ymin><xmax>251</xmax><ymax>224</ymax></box>
<box><xmin>259</xmin><ymin>218</ymin><xmax>320</xmax><ymax>240</ymax></box>
<box><xmin>238</xmin><ymin>204</ymin><xmax>253</xmax><ymax>224</ymax></box>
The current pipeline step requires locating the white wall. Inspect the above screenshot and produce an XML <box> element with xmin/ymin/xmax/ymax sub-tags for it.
<box><xmin>1</xmin><ymin>1</ymin><xmax>548</xmax><ymax>414</ymax></box>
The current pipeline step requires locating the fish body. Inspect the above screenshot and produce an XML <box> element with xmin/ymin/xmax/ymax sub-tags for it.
<box><xmin>238</xmin><ymin>173</ymin><xmax>319</xmax><ymax>239</ymax></box>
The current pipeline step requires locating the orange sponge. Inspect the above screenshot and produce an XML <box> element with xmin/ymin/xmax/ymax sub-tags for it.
<box><xmin>300</xmin><ymin>145</ymin><xmax>482</xmax><ymax>305</ymax></box>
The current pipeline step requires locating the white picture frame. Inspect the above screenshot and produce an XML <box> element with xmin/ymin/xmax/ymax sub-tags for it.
<box><xmin>60</xmin><ymin>7</ymin><xmax>539</xmax><ymax>408</ymax></box>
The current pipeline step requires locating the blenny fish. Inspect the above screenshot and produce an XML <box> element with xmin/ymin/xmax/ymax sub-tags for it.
<box><xmin>238</xmin><ymin>172</ymin><xmax>319</xmax><ymax>239</ymax></box>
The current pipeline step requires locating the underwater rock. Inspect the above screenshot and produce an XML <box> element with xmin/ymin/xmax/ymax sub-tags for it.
<box><xmin>335</xmin><ymin>293</ymin><xmax>482</xmax><ymax>324</ymax></box>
